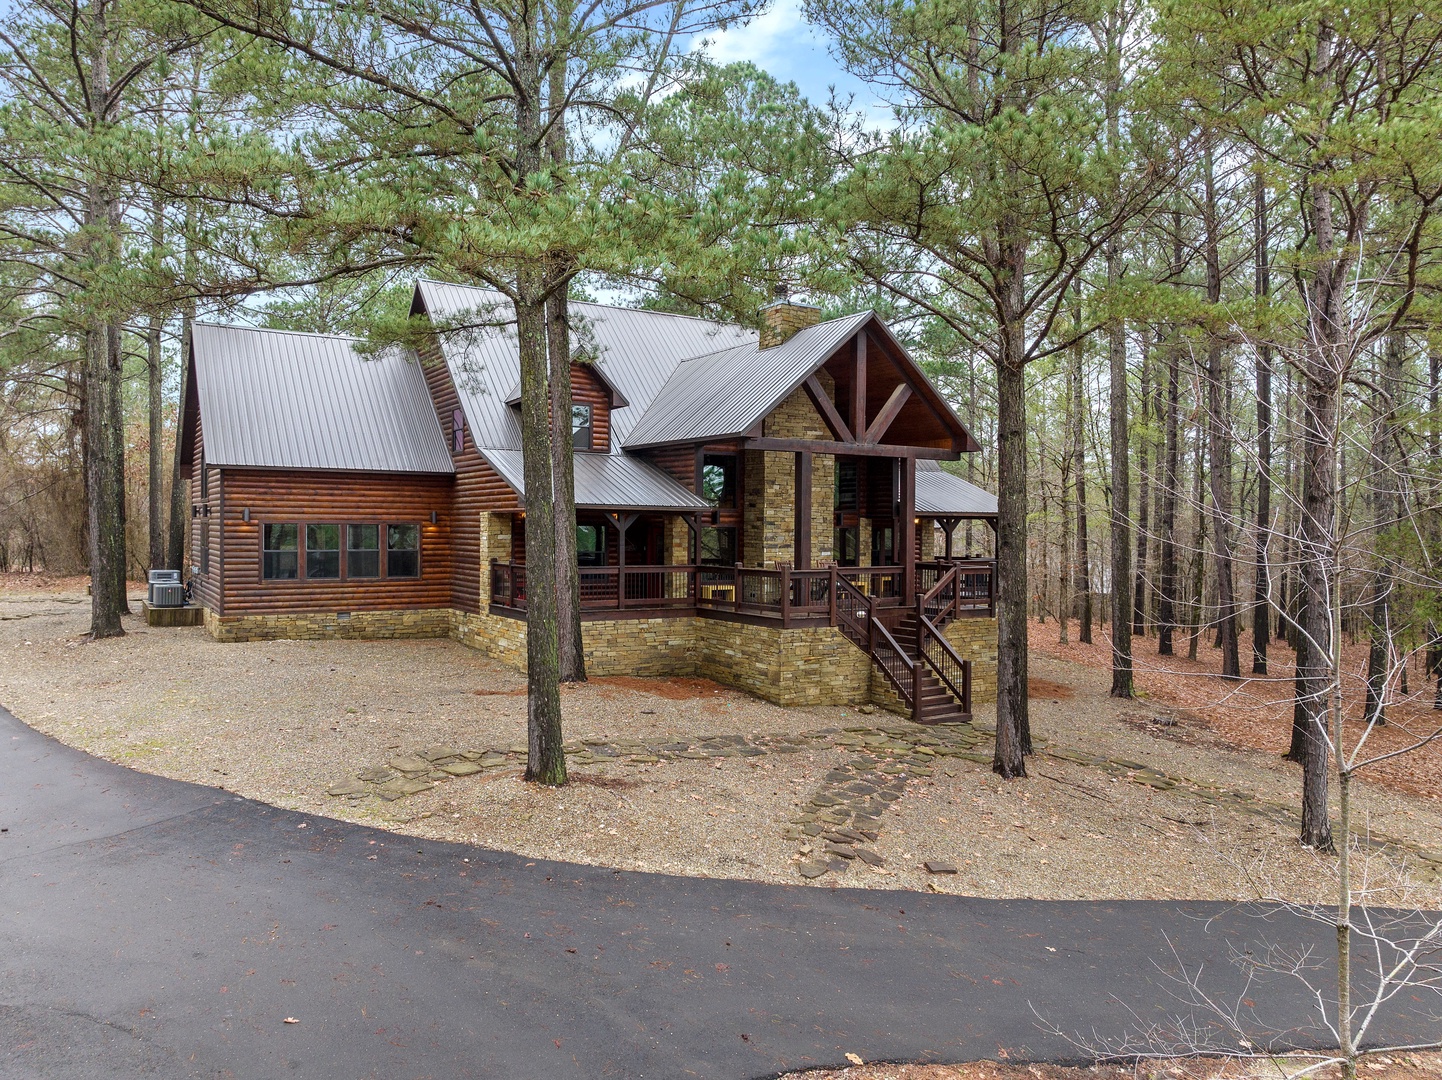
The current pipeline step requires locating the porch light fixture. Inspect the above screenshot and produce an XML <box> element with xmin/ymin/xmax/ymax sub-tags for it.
<box><xmin>242</xmin><ymin>508</ymin><xmax>250</xmax><ymax>523</ymax></box>
<box><xmin>430</xmin><ymin>510</ymin><xmax>437</xmax><ymax>524</ymax></box>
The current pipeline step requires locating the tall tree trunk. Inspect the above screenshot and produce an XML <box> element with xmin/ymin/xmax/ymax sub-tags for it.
<box><xmin>1101</xmin><ymin>11</ymin><xmax>1130</xmax><ymax>696</ymax></box>
<box><xmin>514</xmin><ymin>22</ymin><xmax>565</xmax><ymax>786</ymax></box>
<box><xmin>83</xmin><ymin>16</ymin><xmax>127</xmax><ymax>637</ymax></box>
<box><xmin>1108</xmin><ymin>288</ymin><xmax>1131</xmax><ymax>696</ymax></box>
<box><xmin>547</xmin><ymin>286</ymin><xmax>585</xmax><ymax>682</ymax></box>
<box><xmin>1132</xmin><ymin>330</ymin><xmax>1151</xmax><ymax>638</ymax></box>
<box><xmin>1070</xmin><ymin>316</ymin><xmax>1092</xmax><ymax>644</ymax></box>
<box><xmin>1059</xmin><ymin>438</ymin><xmax>1071</xmax><ymax>645</ymax></box>
<box><xmin>147</xmin><ymin>188</ymin><xmax>166</xmax><ymax>573</ymax></box>
<box><xmin>1158</xmin><ymin>324</ymin><xmax>1181</xmax><ymax>656</ymax></box>
<box><xmin>1295</xmin><ymin>120</ymin><xmax>1346</xmax><ymax>851</ymax></box>
<box><xmin>544</xmin><ymin>53</ymin><xmax>585</xmax><ymax>684</ymax></box>
<box><xmin>1364</xmin><ymin>335</ymin><xmax>1404</xmax><ymax>726</ymax></box>
<box><xmin>1252</xmin><ymin>171</ymin><xmax>1272</xmax><ymax>674</ymax></box>
<box><xmin>1202</xmin><ymin>136</ymin><xmax>1240</xmax><ymax>678</ymax></box>
<box><xmin>1188</xmin><ymin>426</ymin><xmax>1204</xmax><ymax>662</ymax></box>
<box><xmin>993</xmin><ymin>297</ymin><xmax>1031</xmax><ymax>778</ymax></box>
<box><xmin>167</xmin><ymin>59</ymin><xmax>203</xmax><ymax>575</ymax></box>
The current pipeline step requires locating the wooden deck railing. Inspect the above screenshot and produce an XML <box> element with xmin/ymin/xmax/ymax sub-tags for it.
<box><xmin>489</xmin><ymin>557</ymin><xmax>996</xmax><ymax>624</ymax></box>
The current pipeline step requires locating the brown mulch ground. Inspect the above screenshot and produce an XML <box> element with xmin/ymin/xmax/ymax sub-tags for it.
<box><xmin>779</xmin><ymin>1051</ymin><xmax>1442</xmax><ymax>1080</ymax></box>
<box><xmin>1029</xmin><ymin>622</ymin><xmax>1442</xmax><ymax>804</ymax></box>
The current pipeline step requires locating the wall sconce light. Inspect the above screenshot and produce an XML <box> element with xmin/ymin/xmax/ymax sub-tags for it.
<box><xmin>430</xmin><ymin>510</ymin><xmax>437</xmax><ymax>524</ymax></box>
<box><xmin>242</xmin><ymin>508</ymin><xmax>251</xmax><ymax>523</ymax></box>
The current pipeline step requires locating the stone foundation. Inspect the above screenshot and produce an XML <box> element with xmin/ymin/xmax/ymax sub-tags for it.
<box><xmin>200</xmin><ymin>606</ymin><xmax>998</xmax><ymax>710</ymax></box>
<box><xmin>203</xmin><ymin>607</ymin><xmax>452</xmax><ymax>642</ymax></box>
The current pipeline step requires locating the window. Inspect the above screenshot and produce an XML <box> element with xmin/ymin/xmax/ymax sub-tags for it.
<box><xmin>571</xmin><ymin>404</ymin><xmax>593</xmax><ymax>451</ymax></box>
<box><xmin>347</xmin><ymin>524</ymin><xmax>380</xmax><ymax>578</ymax></box>
<box><xmin>834</xmin><ymin>526</ymin><xmax>859</xmax><ymax>567</ymax></box>
<box><xmin>199</xmin><ymin>451</ymin><xmax>208</xmax><ymax>500</ymax></box>
<box><xmin>305</xmin><ymin>524</ymin><xmax>340</xmax><ymax>578</ymax></box>
<box><xmin>387</xmin><ymin>523</ymin><xmax>420</xmax><ymax>577</ymax></box>
<box><xmin>701</xmin><ymin>454</ymin><xmax>737</xmax><ymax>508</ymax></box>
<box><xmin>200</xmin><ymin>521</ymin><xmax>210</xmax><ymax>575</ymax></box>
<box><xmin>835</xmin><ymin>460</ymin><xmax>858</xmax><ymax>510</ymax></box>
<box><xmin>263</xmin><ymin>523</ymin><xmax>299</xmax><ymax>580</ymax></box>
<box><xmin>576</xmin><ymin>524</ymin><xmax>606</xmax><ymax>567</ymax></box>
<box><xmin>452</xmin><ymin>408</ymin><xmax>466</xmax><ymax>454</ymax></box>
<box><xmin>700</xmin><ymin>526</ymin><xmax>737</xmax><ymax>565</ymax></box>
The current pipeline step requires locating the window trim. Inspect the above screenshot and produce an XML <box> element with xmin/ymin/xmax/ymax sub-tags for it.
<box><xmin>262</xmin><ymin>522</ymin><xmax>300</xmax><ymax>581</ymax></box>
<box><xmin>571</xmin><ymin>403</ymin><xmax>594</xmax><ymax>452</ymax></box>
<box><xmin>255</xmin><ymin>520</ymin><xmax>422</xmax><ymax>583</ymax></box>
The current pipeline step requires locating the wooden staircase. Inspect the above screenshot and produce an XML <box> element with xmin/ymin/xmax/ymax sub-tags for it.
<box><xmin>834</xmin><ymin>569</ymin><xmax>973</xmax><ymax>725</ymax></box>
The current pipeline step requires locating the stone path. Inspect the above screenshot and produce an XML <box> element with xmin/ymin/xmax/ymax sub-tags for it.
<box><xmin>329</xmin><ymin>716</ymin><xmax>1442</xmax><ymax>882</ymax></box>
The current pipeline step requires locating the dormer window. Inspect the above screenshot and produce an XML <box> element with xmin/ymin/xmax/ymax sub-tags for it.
<box><xmin>571</xmin><ymin>404</ymin><xmax>593</xmax><ymax>451</ymax></box>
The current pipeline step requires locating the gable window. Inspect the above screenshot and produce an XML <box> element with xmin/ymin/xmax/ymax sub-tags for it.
<box><xmin>701</xmin><ymin>453</ymin><xmax>738</xmax><ymax>509</ymax></box>
<box><xmin>576</xmin><ymin>524</ymin><xmax>606</xmax><ymax>567</ymax></box>
<box><xmin>571</xmin><ymin>404</ymin><xmax>593</xmax><ymax>451</ymax></box>
<box><xmin>387</xmin><ymin>524</ymin><xmax>420</xmax><ymax>578</ymax></box>
<box><xmin>306</xmin><ymin>524</ymin><xmax>341</xmax><ymax>578</ymax></box>
<box><xmin>263</xmin><ymin>523</ymin><xmax>299</xmax><ymax>580</ymax></box>
<box><xmin>199</xmin><ymin>451</ymin><xmax>208</xmax><ymax>500</ymax></box>
<box><xmin>452</xmin><ymin>408</ymin><xmax>466</xmax><ymax>454</ymax></box>
<box><xmin>347</xmin><ymin>524</ymin><xmax>380</xmax><ymax>578</ymax></box>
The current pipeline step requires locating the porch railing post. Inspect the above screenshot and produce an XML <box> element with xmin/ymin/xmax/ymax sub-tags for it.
<box><xmin>734</xmin><ymin>562</ymin><xmax>742</xmax><ymax>612</ymax></box>
<box><xmin>828</xmin><ymin>564</ymin><xmax>837</xmax><ymax>627</ymax></box>
<box><xmin>780</xmin><ymin>562</ymin><xmax>792</xmax><ymax>628</ymax></box>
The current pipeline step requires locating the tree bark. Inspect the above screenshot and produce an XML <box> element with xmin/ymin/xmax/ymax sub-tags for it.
<box><xmin>83</xmin><ymin>13</ymin><xmax>127</xmax><ymax>636</ymax></box>
<box><xmin>993</xmin><ymin>292</ymin><xmax>1030</xmax><ymax>777</ymax></box>
<box><xmin>1069</xmin><ymin>315</ymin><xmax>1092</xmax><ymax>644</ymax></box>
<box><xmin>1157</xmin><ymin>322</ymin><xmax>1181</xmax><ymax>657</ymax></box>
<box><xmin>544</xmin><ymin>52</ymin><xmax>585</xmax><ymax>684</ymax></box>
<box><xmin>147</xmin><ymin>188</ymin><xmax>166</xmax><ymax>573</ymax></box>
<box><xmin>514</xmin><ymin>19</ymin><xmax>566</xmax><ymax>786</ymax></box>
<box><xmin>1252</xmin><ymin>171</ymin><xmax>1273</xmax><ymax>674</ymax></box>
<box><xmin>1364</xmin><ymin>335</ymin><xmax>1403</xmax><ymax>726</ymax></box>
<box><xmin>547</xmin><ymin>276</ymin><xmax>585</xmax><ymax>683</ymax></box>
<box><xmin>1108</xmin><ymin>279</ymin><xmax>1132</xmax><ymax>696</ymax></box>
<box><xmin>1202</xmin><ymin>137</ymin><xmax>1239</xmax><ymax>678</ymax></box>
<box><xmin>1132</xmin><ymin>330</ymin><xmax>1151</xmax><ymax>638</ymax></box>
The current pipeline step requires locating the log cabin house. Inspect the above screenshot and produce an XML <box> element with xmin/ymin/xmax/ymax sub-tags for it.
<box><xmin>180</xmin><ymin>280</ymin><xmax>999</xmax><ymax>720</ymax></box>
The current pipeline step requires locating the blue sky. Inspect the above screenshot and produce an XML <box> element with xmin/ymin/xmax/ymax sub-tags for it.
<box><xmin>688</xmin><ymin>0</ymin><xmax>891</xmax><ymax>123</ymax></box>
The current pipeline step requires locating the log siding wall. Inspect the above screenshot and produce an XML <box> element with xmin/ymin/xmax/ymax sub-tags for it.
<box><xmin>417</xmin><ymin>337</ymin><xmax>519</xmax><ymax>613</ymax></box>
<box><xmin>215</xmin><ymin>470</ymin><xmax>454</xmax><ymax>615</ymax></box>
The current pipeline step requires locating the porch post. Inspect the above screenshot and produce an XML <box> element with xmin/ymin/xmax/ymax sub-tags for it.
<box><xmin>794</xmin><ymin>450</ymin><xmax>812</xmax><ymax>569</ymax></box>
<box><xmin>900</xmin><ymin>456</ymin><xmax>916</xmax><ymax>604</ymax></box>
<box><xmin>852</xmin><ymin>332</ymin><xmax>867</xmax><ymax>434</ymax></box>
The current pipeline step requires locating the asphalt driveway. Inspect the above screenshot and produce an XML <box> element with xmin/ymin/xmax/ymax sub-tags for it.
<box><xmin>1</xmin><ymin>704</ymin><xmax>1431</xmax><ymax>1079</ymax></box>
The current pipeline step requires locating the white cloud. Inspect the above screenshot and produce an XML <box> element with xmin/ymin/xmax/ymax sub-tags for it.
<box><xmin>692</xmin><ymin>0</ymin><xmax>819</xmax><ymax>70</ymax></box>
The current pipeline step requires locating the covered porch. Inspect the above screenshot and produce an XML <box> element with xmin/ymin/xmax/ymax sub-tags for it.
<box><xmin>489</xmin><ymin>554</ymin><xmax>996</xmax><ymax>626</ymax></box>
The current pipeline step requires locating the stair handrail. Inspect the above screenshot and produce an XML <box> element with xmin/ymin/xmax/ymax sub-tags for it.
<box><xmin>869</xmin><ymin>615</ymin><xmax>916</xmax><ymax>711</ymax></box>
<box><xmin>833</xmin><ymin>573</ymin><xmax>871</xmax><ymax>648</ymax></box>
<box><xmin>918</xmin><ymin>563</ymin><xmax>961</xmax><ymax>628</ymax></box>
<box><xmin>916</xmin><ymin>612</ymin><xmax>972</xmax><ymax>716</ymax></box>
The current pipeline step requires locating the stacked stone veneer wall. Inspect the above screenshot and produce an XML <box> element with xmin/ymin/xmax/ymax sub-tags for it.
<box><xmin>203</xmin><ymin>607</ymin><xmax>452</xmax><ymax>642</ymax></box>
<box><xmin>202</xmin><ymin>606</ymin><xmax>997</xmax><ymax>710</ymax></box>
<box><xmin>744</xmin><ymin>379</ymin><xmax>836</xmax><ymax>568</ymax></box>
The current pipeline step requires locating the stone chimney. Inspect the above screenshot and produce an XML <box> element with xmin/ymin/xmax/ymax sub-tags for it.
<box><xmin>759</xmin><ymin>287</ymin><xmax>821</xmax><ymax>349</ymax></box>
